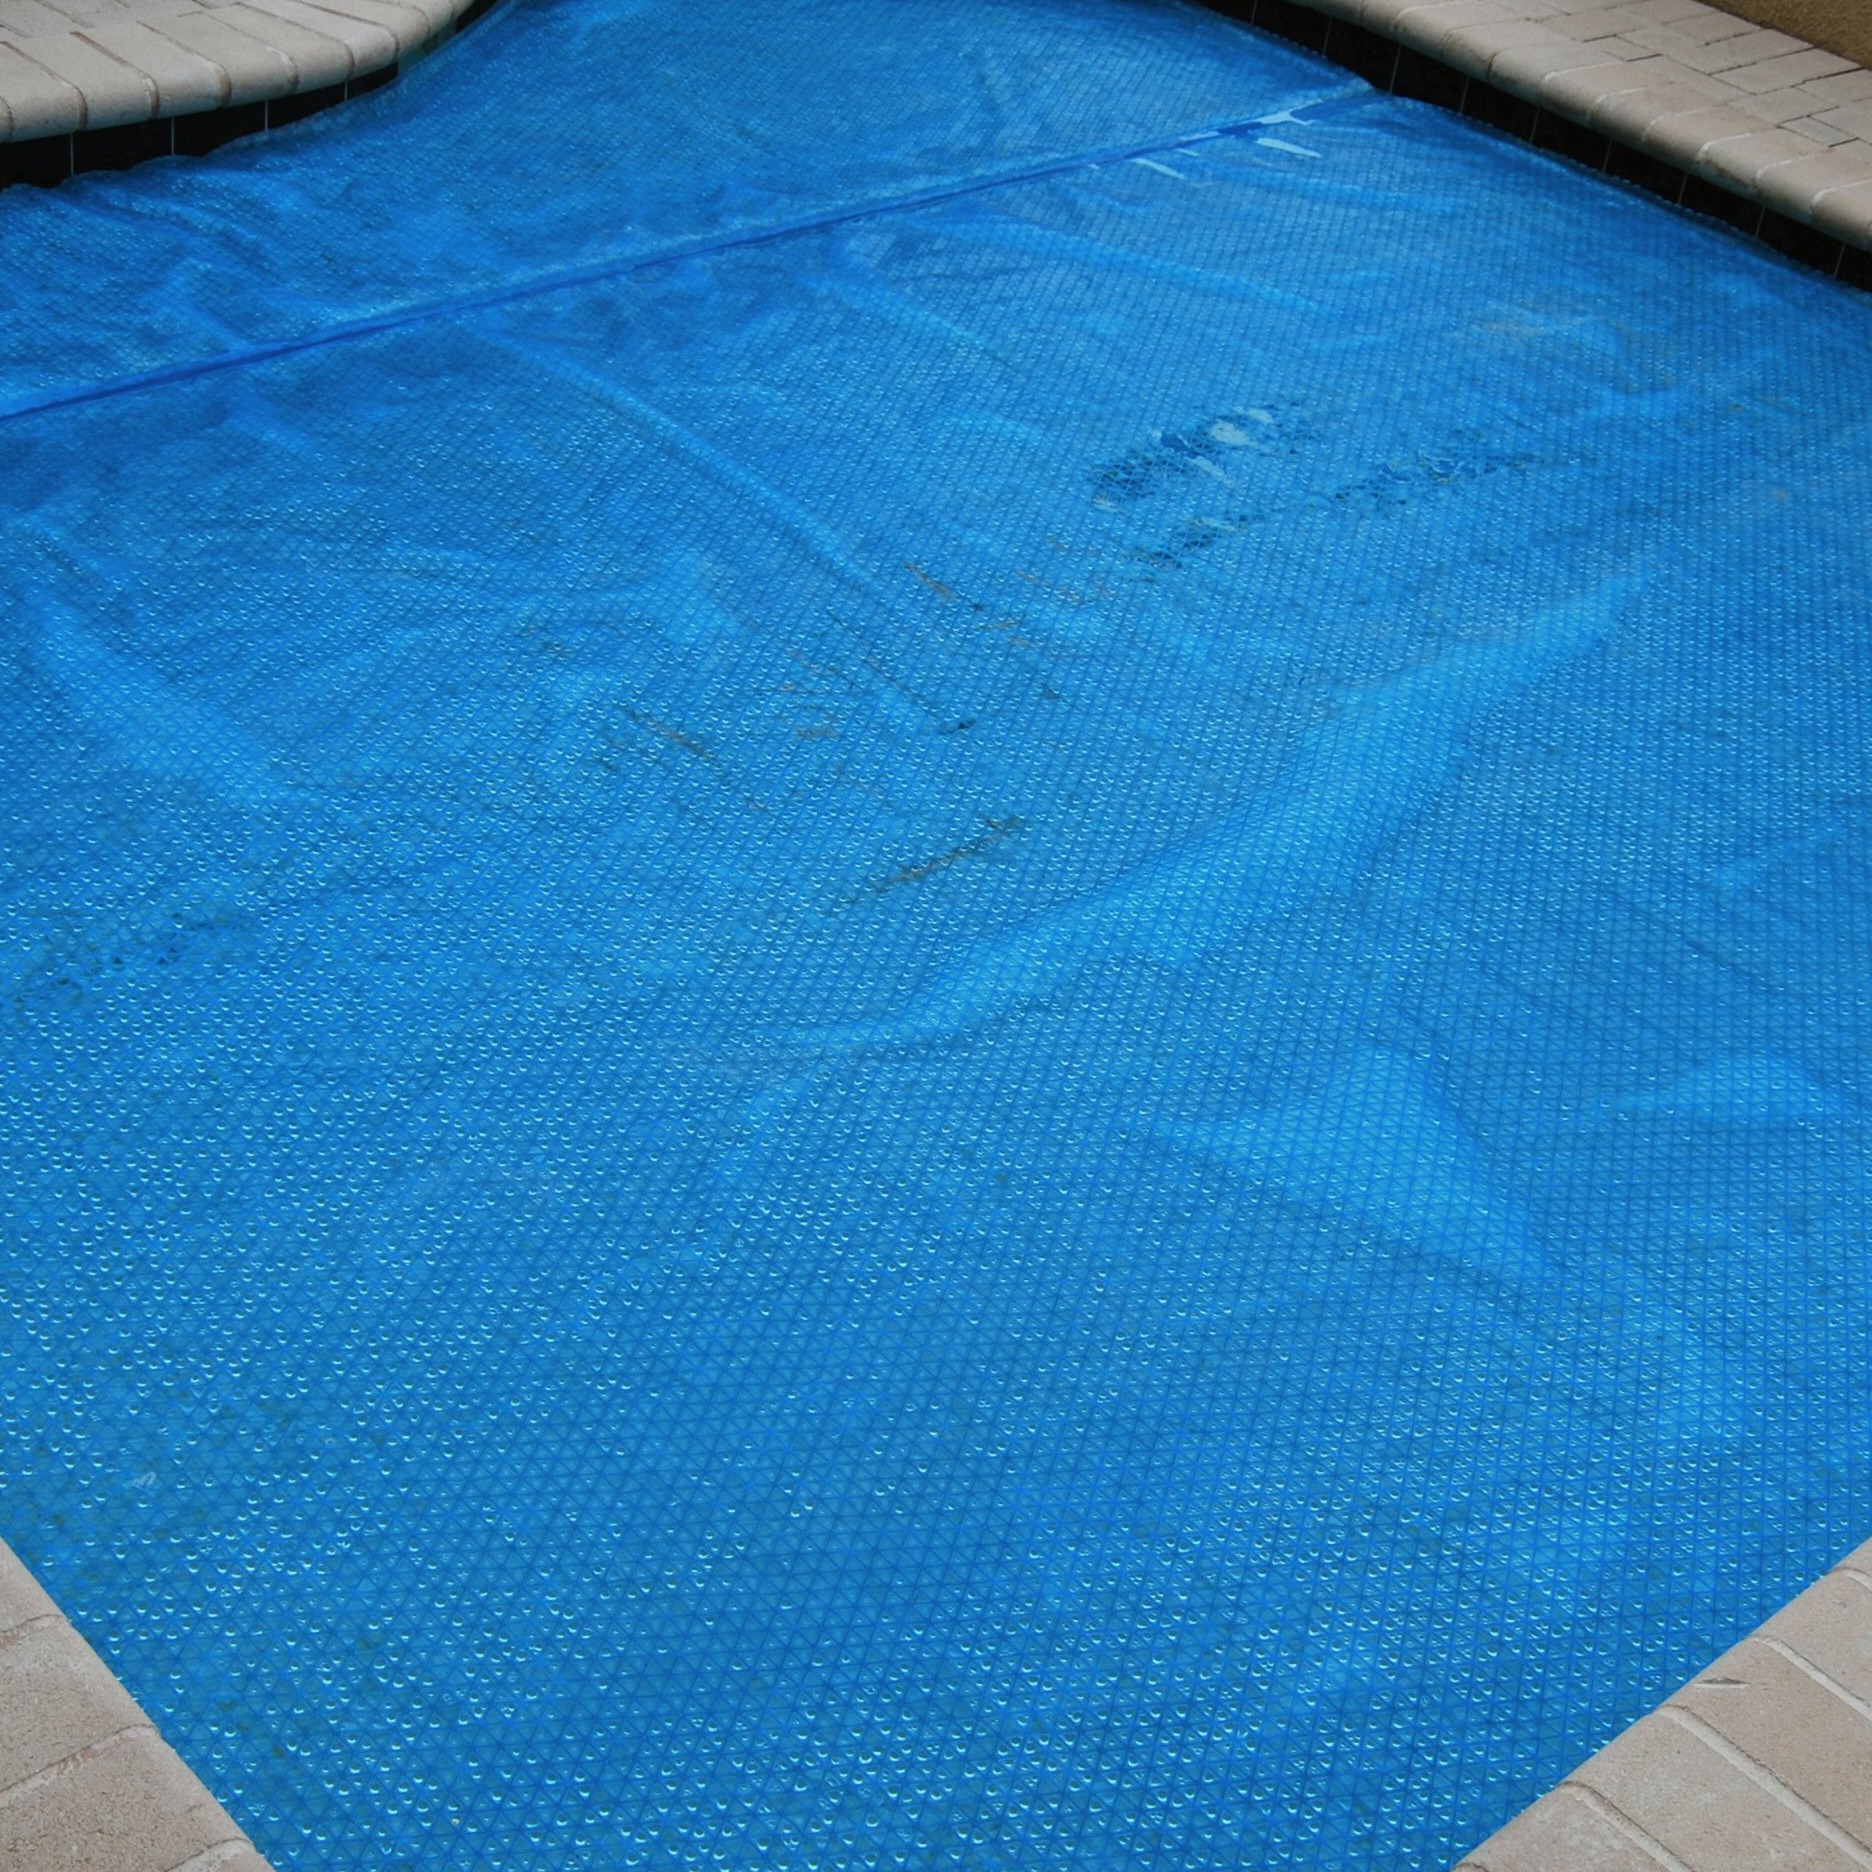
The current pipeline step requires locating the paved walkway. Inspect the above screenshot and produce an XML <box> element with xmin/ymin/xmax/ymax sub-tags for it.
<box><xmin>1257</xmin><ymin>0</ymin><xmax>1872</xmax><ymax>252</ymax></box>
<box><xmin>0</xmin><ymin>1539</ymin><xmax>272</xmax><ymax>1872</ymax></box>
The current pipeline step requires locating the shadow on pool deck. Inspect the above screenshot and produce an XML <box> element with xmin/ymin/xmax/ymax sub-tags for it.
<box><xmin>1709</xmin><ymin>0</ymin><xmax>1872</xmax><ymax>71</ymax></box>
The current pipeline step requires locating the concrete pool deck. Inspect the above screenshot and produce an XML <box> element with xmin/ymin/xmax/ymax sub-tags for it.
<box><xmin>0</xmin><ymin>1538</ymin><xmax>272</xmax><ymax>1872</ymax></box>
<box><xmin>1711</xmin><ymin>1</ymin><xmax>1871</xmax><ymax>73</ymax></box>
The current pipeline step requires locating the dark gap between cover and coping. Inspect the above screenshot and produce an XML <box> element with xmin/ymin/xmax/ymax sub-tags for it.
<box><xmin>0</xmin><ymin>0</ymin><xmax>503</xmax><ymax>190</ymax></box>
<box><xmin>1199</xmin><ymin>0</ymin><xmax>1872</xmax><ymax>289</ymax></box>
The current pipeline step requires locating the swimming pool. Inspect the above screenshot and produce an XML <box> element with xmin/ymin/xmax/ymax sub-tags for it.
<box><xmin>3</xmin><ymin>0</ymin><xmax>1870</xmax><ymax>1863</ymax></box>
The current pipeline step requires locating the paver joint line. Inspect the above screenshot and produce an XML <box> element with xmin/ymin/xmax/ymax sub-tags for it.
<box><xmin>0</xmin><ymin>1722</ymin><xmax>150</xmax><ymax>1811</ymax></box>
<box><xmin>1567</xmin><ymin>1782</ymin><xmax>1699</xmax><ymax>1872</ymax></box>
<box><xmin>0</xmin><ymin>1614</ymin><xmax>63</xmax><ymax>1647</ymax></box>
<box><xmin>0</xmin><ymin>0</ymin><xmax>491</xmax><ymax>170</ymax></box>
<box><xmin>1660</xmin><ymin>1704</ymin><xmax>1872</xmax><ymax>1866</ymax></box>
<box><xmin>1759</xmin><ymin>1635</ymin><xmax>1872</xmax><ymax>1726</ymax></box>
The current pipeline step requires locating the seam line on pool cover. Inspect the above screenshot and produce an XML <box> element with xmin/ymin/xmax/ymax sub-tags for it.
<box><xmin>0</xmin><ymin>86</ymin><xmax>1368</xmax><ymax>427</ymax></box>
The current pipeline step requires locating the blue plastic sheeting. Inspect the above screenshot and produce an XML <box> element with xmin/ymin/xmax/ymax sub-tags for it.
<box><xmin>3</xmin><ymin>0</ymin><xmax>1871</xmax><ymax>1863</ymax></box>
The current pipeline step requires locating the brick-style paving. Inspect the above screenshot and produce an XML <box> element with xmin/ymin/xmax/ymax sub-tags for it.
<box><xmin>1705</xmin><ymin>0</ymin><xmax>1871</xmax><ymax>72</ymax></box>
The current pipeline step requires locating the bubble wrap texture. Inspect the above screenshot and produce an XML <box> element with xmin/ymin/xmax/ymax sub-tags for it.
<box><xmin>2</xmin><ymin>0</ymin><xmax>1871</xmax><ymax>1867</ymax></box>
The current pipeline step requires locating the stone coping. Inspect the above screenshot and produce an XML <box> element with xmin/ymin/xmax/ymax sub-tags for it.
<box><xmin>1212</xmin><ymin>0</ymin><xmax>1872</xmax><ymax>273</ymax></box>
<box><xmin>0</xmin><ymin>0</ymin><xmax>1866</xmax><ymax>1859</ymax></box>
<box><xmin>1459</xmin><ymin>1534</ymin><xmax>1872</xmax><ymax>1870</ymax></box>
<box><xmin>0</xmin><ymin>1537</ymin><xmax>273</xmax><ymax>1872</ymax></box>
<box><xmin>0</xmin><ymin>0</ymin><xmax>488</xmax><ymax>145</ymax></box>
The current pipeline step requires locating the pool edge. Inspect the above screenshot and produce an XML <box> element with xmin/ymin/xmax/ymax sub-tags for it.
<box><xmin>0</xmin><ymin>0</ymin><xmax>503</xmax><ymax>190</ymax></box>
<box><xmin>0</xmin><ymin>1536</ymin><xmax>275</xmax><ymax>1872</ymax></box>
<box><xmin>1198</xmin><ymin>0</ymin><xmax>1872</xmax><ymax>287</ymax></box>
<box><xmin>1457</xmin><ymin>1533</ymin><xmax>1872</xmax><ymax>1870</ymax></box>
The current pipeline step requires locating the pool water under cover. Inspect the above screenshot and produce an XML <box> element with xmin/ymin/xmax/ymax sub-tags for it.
<box><xmin>3</xmin><ymin>0</ymin><xmax>1872</xmax><ymax>1863</ymax></box>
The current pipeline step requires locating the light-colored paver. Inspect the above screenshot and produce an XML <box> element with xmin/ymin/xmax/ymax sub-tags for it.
<box><xmin>1278</xmin><ymin>0</ymin><xmax>1872</xmax><ymax>247</ymax></box>
<box><xmin>0</xmin><ymin>1536</ymin><xmax>273</xmax><ymax>1872</ymax></box>
<box><xmin>1457</xmin><ymin>1534</ymin><xmax>1872</xmax><ymax>1871</ymax></box>
<box><xmin>0</xmin><ymin>0</ymin><xmax>478</xmax><ymax>141</ymax></box>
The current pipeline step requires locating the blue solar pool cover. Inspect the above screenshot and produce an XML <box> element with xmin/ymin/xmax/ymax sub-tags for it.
<box><xmin>3</xmin><ymin>0</ymin><xmax>1872</xmax><ymax>1863</ymax></box>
